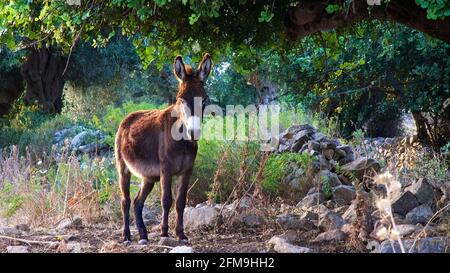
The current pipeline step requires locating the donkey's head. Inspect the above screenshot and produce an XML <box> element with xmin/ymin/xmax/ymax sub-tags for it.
<box><xmin>173</xmin><ymin>53</ymin><xmax>212</xmax><ymax>141</ymax></box>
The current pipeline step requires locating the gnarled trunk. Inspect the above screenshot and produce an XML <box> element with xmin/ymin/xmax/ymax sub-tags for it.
<box><xmin>412</xmin><ymin>104</ymin><xmax>450</xmax><ymax>149</ymax></box>
<box><xmin>0</xmin><ymin>68</ymin><xmax>24</xmax><ymax>116</ymax></box>
<box><xmin>286</xmin><ymin>0</ymin><xmax>450</xmax><ymax>44</ymax></box>
<box><xmin>20</xmin><ymin>47</ymin><xmax>66</xmax><ymax>113</ymax></box>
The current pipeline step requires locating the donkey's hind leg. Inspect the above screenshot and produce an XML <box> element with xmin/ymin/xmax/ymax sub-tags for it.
<box><xmin>134</xmin><ymin>177</ymin><xmax>155</xmax><ymax>245</ymax></box>
<box><xmin>118</xmin><ymin>160</ymin><xmax>132</xmax><ymax>244</ymax></box>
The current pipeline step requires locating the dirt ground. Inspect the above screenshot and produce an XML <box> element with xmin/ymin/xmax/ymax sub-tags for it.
<box><xmin>0</xmin><ymin>218</ymin><xmax>359</xmax><ymax>253</ymax></box>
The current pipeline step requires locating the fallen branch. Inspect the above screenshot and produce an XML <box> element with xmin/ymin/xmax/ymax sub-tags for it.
<box><xmin>0</xmin><ymin>235</ymin><xmax>56</xmax><ymax>246</ymax></box>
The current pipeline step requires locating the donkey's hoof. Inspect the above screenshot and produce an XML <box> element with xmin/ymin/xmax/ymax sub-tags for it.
<box><xmin>123</xmin><ymin>240</ymin><xmax>132</xmax><ymax>246</ymax></box>
<box><xmin>138</xmin><ymin>239</ymin><xmax>148</xmax><ymax>245</ymax></box>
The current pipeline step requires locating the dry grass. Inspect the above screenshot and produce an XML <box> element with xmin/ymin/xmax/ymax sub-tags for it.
<box><xmin>0</xmin><ymin>145</ymin><xmax>119</xmax><ymax>228</ymax></box>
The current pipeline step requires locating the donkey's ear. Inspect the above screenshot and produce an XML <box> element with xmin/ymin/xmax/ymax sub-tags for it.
<box><xmin>197</xmin><ymin>53</ymin><xmax>212</xmax><ymax>82</ymax></box>
<box><xmin>174</xmin><ymin>56</ymin><xmax>187</xmax><ymax>82</ymax></box>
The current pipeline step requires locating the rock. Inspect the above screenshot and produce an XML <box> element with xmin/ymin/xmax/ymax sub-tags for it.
<box><xmin>333</xmin><ymin>148</ymin><xmax>346</xmax><ymax>160</ymax></box>
<box><xmin>291</xmin><ymin>141</ymin><xmax>304</xmax><ymax>152</ymax></box>
<box><xmin>0</xmin><ymin>227</ymin><xmax>21</xmax><ymax>235</ymax></box>
<box><xmin>309</xmin><ymin>204</ymin><xmax>330</xmax><ymax>215</ymax></box>
<box><xmin>379</xmin><ymin>237</ymin><xmax>450</xmax><ymax>253</ymax></box>
<box><xmin>14</xmin><ymin>224</ymin><xmax>30</xmax><ymax>233</ymax></box>
<box><xmin>318</xmin><ymin>211</ymin><xmax>346</xmax><ymax>231</ymax></box>
<box><xmin>342</xmin><ymin>203</ymin><xmax>358</xmax><ymax>223</ymax></box>
<box><xmin>339</xmin><ymin>154</ymin><xmax>355</xmax><ymax>165</ymax></box>
<box><xmin>322</xmin><ymin>149</ymin><xmax>335</xmax><ymax>161</ymax></box>
<box><xmin>296</xmin><ymin>193</ymin><xmax>325</xmax><ymax>208</ymax></box>
<box><xmin>308</xmin><ymin>140</ymin><xmax>321</xmax><ymax>152</ymax></box>
<box><xmin>293</xmin><ymin>130</ymin><xmax>313</xmax><ymax>147</ymax></box>
<box><xmin>240</xmin><ymin>213</ymin><xmax>265</xmax><ymax>227</ymax></box>
<box><xmin>312</xmin><ymin>229</ymin><xmax>346</xmax><ymax>243</ymax></box>
<box><xmin>332</xmin><ymin>185</ymin><xmax>356</xmax><ymax>205</ymax></box>
<box><xmin>317</xmin><ymin>170</ymin><xmax>341</xmax><ymax>187</ymax></box>
<box><xmin>320</xmin><ymin>141</ymin><xmax>337</xmax><ymax>150</ymax></box>
<box><xmin>405</xmin><ymin>178</ymin><xmax>435</xmax><ymax>205</ymax></box>
<box><xmin>276</xmin><ymin>214</ymin><xmax>316</xmax><ymax>231</ymax></box>
<box><xmin>300</xmin><ymin>211</ymin><xmax>319</xmax><ymax>221</ymax></box>
<box><xmin>405</xmin><ymin>204</ymin><xmax>433</xmax><ymax>224</ymax></box>
<box><xmin>278</xmin><ymin>230</ymin><xmax>298</xmax><ymax>243</ymax></box>
<box><xmin>337</xmin><ymin>145</ymin><xmax>353</xmax><ymax>155</ymax></box>
<box><xmin>57</xmin><ymin>217</ymin><xmax>83</xmax><ymax>230</ymax></box>
<box><xmin>391</xmin><ymin>191</ymin><xmax>420</xmax><ymax>216</ymax></box>
<box><xmin>67</xmin><ymin>242</ymin><xmax>82</xmax><ymax>253</ymax></box>
<box><xmin>69</xmin><ymin>128</ymin><xmax>105</xmax><ymax>153</ymax></box>
<box><xmin>183</xmin><ymin>205</ymin><xmax>219</xmax><ymax>230</ymax></box>
<box><xmin>341</xmin><ymin>157</ymin><xmax>380</xmax><ymax>180</ymax></box>
<box><xmin>267</xmin><ymin>236</ymin><xmax>312</xmax><ymax>253</ymax></box>
<box><xmin>142</xmin><ymin>206</ymin><xmax>160</xmax><ymax>226</ymax></box>
<box><xmin>312</xmin><ymin>132</ymin><xmax>326</xmax><ymax>142</ymax></box>
<box><xmin>396</xmin><ymin>224</ymin><xmax>419</xmax><ymax>237</ymax></box>
<box><xmin>159</xmin><ymin>237</ymin><xmax>182</xmax><ymax>247</ymax></box>
<box><xmin>170</xmin><ymin>246</ymin><xmax>194</xmax><ymax>253</ymax></box>
<box><xmin>6</xmin><ymin>246</ymin><xmax>30</xmax><ymax>253</ymax></box>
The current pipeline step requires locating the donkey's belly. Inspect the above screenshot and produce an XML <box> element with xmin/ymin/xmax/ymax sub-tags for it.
<box><xmin>123</xmin><ymin>158</ymin><xmax>160</xmax><ymax>179</ymax></box>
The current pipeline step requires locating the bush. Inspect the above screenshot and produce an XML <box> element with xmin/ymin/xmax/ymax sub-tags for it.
<box><xmin>90</xmin><ymin>101</ymin><xmax>165</xmax><ymax>147</ymax></box>
<box><xmin>263</xmin><ymin>152</ymin><xmax>316</xmax><ymax>201</ymax></box>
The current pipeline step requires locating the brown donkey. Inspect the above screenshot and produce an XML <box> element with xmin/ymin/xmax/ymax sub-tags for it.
<box><xmin>115</xmin><ymin>53</ymin><xmax>212</xmax><ymax>245</ymax></box>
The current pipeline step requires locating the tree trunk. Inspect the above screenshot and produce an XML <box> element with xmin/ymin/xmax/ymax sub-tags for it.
<box><xmin>20</xmin><ymin>47</ymin><xmax>66</xmax><ymax>113</ymax></box>
<box><xmin>412</xmin><ymin>108</ymin><xmax>450</xmax><ymax>149</ymax></box>
<box><xmin>286</xmin><ymin>0</ymin><xmax>450</xmax><ymax>44</ymax></box>
<box><xmin>0</xmin><ymin>68</ymin><xmax>24</xmax><ymax>116</ymax></box>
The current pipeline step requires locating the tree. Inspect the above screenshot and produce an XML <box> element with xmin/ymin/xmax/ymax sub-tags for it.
<box><xmin>0</xmin><ymin>47</ymin><xmax>24</xmax><ymax>116</ymax></box>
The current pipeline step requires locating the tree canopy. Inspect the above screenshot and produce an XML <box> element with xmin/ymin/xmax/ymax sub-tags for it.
<box><xmin>1</xmin><ymin>0</ymin><xmax>449</xmax><ymax>68</ymax></box>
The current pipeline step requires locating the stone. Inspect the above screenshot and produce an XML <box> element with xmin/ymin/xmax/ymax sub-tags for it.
<box><xmin>405</xmin><ymin>204</ymin><xmax>433</xmax><ymax>224</ymax></box>
<box><xmin>293</xmin><ymin>130</ymin><xmax>313</xmax><ymax>146</ymax></box>
<box><xmin>300</xmin><ymin>211</ymin><xmax>319</xmax><ymax>221</ymax></box>
<box><xmin>396</xmin><ymin>224</ymin><xmax>419</xmax><ymax>237</ymax></box>
<box><xmin>342</xmin><ymin>203</ymin><xmax>358</xmax><ymax>223</ymax></box>
<box><xmin>159</xmin><ymin>237</ymin><xmax>182</xmax><ymax>247</ymax></box>
<box><xmin>142</xmin><ymin>206</ymin><xmax>160</xmax><ymax>226</ymax></box>
<box><xmin>6</xmin><ymin>246</ymin><xmax>30</xmax><ymax>253</ymax></box>
<box><xmin>337</xmin><ymin>145</ymin><xmax>353</xmax><ymax>154</ymax></box>
<box><xmin>332</xmin><ymin>185</ymin><xmax>356</xmax><ymax>205</ymax></box>
<box><xmin>57</xmin><ymin>217</ymin><xmax>83</xmax><ymax>230</ymax></box>
<box><xmin>296</xmin><ymin>192</ymin><xmax>325</xmax><ymax>208</ymax></box>
<box><xmin>406</xmin><ymin>178</ymin><xmax>435</xmax><ymax>205</ymax></box>
<box><xmin>15</xmin><ymin>224</ymin><xmax>30</xmax><ymax>233</ymax></box>
<box><xmin>322</xmin><ymin>149</ymin><xmax>335</xmax><ymax>161</ymax></box>
<box><xmin>391</xmin><ymin>191</ymin><xmax>420</xmax><ymax>216</ymax></box>
<box><xmin>0</xmin><ymin>227</ymin><xmax>21</xmax><ymax>235</ymax></box>
<box><xmin>267</xmin><ymin>236</ymin><xmax>312</xmax><ymax>253</ymax></box>
<box><xmin>379</xmin><ymin>237</ymin><xmax>450</xmax><ymax>253</ymax></box>
<box><xmin>67</xmin><ymin>242</ymin><xmax>82</xmax><ymax>253</ymax></box>
<box><xmin>333</xmin><ymin>148</ymin><xmax>346</xmax><ymax>160</ymax></box>
<box><xmin>316</xmin><ymin>171</ymin><xmax>341</xmax><ymax>187</ymax></box>
<box><xmin>276</xmin><ymin>214</ymin><xmax>316</xmax><ymax>231</ymax></box>
<box><xmin>169</xmin><ymin>246</ymin><xmax>194</xmax><ymax>253</ymax></box>
<box><xmin>318</xmin><ymin>211</ymin><xmax>346</xmax><ymax>231</ymax></box>
<box><xmin>312</xmin><ymin>132</ymin><xmax>326</xmax><ymax>142</ymax></box>
<box><xmin>320</xmin><ymin>141</ymin><xmax>337</xmax><ymax>150</ymax></box>
<box><xmin>339</xmin><ymin>154</ymin><xmax>355</xmax><ymax>165</ymax></box>
<box><xmin>341</xmin><ymin>157</ymin><xmax>380</xmax><ymax>180</ymax></box>
<box><xmin>308</xmin><ymin>140</ymin><xmax>321</xmax><ymax>152</ymax></box>
<box><xmin>183</xmin><ymin>205</ymin><xmax>219</xmax><ymax>230</ymax></box>
<box><xmin>312</xmin><ymin>229</ymin><xmax>346</xmax><ymax>243</ymax></box>
<box><xmin>278</xmin><ymin>230</ymin><xmax>298</xmax><ymax>243</ymax></box>
<box><xmin>240</xmin><ymin>213</ymin><xmax>265</xmax><ymax>227</ymax></box>
<box><xmin>291</xmin><ymin>141</ymin><xmax>304</xmax><ymax>152</ymax></box>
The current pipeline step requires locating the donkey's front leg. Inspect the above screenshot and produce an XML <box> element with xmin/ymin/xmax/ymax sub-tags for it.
<box><xmin>175</xmin><ymin>169</ymin><xmax>192</xmax><ymax>244</ymax></box>
<box><xmin>160</xmin><ymin>167</ymin><xmax>173</xmax><ymax>238</ymax></box>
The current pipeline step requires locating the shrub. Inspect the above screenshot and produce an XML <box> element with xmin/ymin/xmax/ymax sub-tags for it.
<box><xmin>90</xmin><ymin>101</ymin><xmax>165</xmax><ymax>147</ymax></box>
<box><xmin>262</xmin><ymin>152</ymin><xmax>316</xmax><ymax>201</ymax></box>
